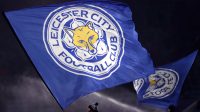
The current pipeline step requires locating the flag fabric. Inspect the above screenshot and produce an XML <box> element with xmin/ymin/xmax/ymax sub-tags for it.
<box><xmin>5</xmin><ymin>1</ymin><xmax>154</xmax><ymax>108</ymax></box>
<box><xmin>133</xmin><ymin>50</ymin><xmax>198</xmax><ymax>110</ymax></box>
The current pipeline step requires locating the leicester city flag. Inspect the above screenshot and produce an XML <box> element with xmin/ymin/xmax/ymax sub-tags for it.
<box><xmin>5</xmin><ymin>1</ymin><xmax>154</xmax><ymax>108</ymax></box>
<box><xmin>133</xmin><ymin>50</ymin><xmax>198</xmax><ymax>110</ymax></box>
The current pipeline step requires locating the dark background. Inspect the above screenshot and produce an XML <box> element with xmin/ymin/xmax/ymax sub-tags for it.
<box><xmin>0</xmin><ymin>0</ymin><xmax>200</xmax><ymax>112</ymax></box>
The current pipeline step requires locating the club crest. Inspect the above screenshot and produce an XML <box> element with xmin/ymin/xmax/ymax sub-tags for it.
<box><xmin>43</xmin><ymin>5</ymin><xmax>124</xmax><ymax>80</ymax></box>
<box><xmin>143</xmin><ymin>68</ymin><xmax>179</xmax><ymax>99</ymax></box>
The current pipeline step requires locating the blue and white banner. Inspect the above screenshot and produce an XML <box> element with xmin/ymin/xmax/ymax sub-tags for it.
<box><xmin>133</xmin><ymin>50</ymin><xmax>198</xmax><ymax>109</ymax></box>
<box><xmin>5</xmin><ymin>1</ymin><xmax>154</xmax><ymax>108</ymax></box>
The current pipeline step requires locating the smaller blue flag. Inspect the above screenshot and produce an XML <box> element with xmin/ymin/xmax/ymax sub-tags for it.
<box><xmin>133</xmin><ymin>50</ymin><xmax>198</xmax><ymax>110</ymax></box>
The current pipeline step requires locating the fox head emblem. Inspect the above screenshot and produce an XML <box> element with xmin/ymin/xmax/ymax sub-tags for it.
<box><xmin>148</xmin><ymin>75</ymin><xmax>165</xmax><ymax>92</ymax></box>
<box><xmin>63</xmin><ymin>21</ymin><xmax>108</xmax><ymax>60</ymax></box>
<box><xmin>64</xmin><ymin>22</ymin><xmax>99</xmax><ymax>55</ymax></box>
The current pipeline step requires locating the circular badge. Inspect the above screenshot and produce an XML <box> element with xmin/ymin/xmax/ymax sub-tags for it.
<box><xmin>43</xmin><ymin>5</ymin><xmax>124</xmax><ymax>80</ymax></box>
<box><xmin>143</xmin><ymin>68</ymin><xmax>179</xmax><ymax>99</ymax></box>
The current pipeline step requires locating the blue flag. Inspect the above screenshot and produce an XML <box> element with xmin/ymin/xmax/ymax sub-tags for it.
<box><xmin>5</xmin><ymin>1</ymin><xmax>154</xmax><ymax>108</ymax></box>
<box><xmin>133</xmin><ymin>50</ymin><xmax>198</xmax><ymax>110</ymax></box>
